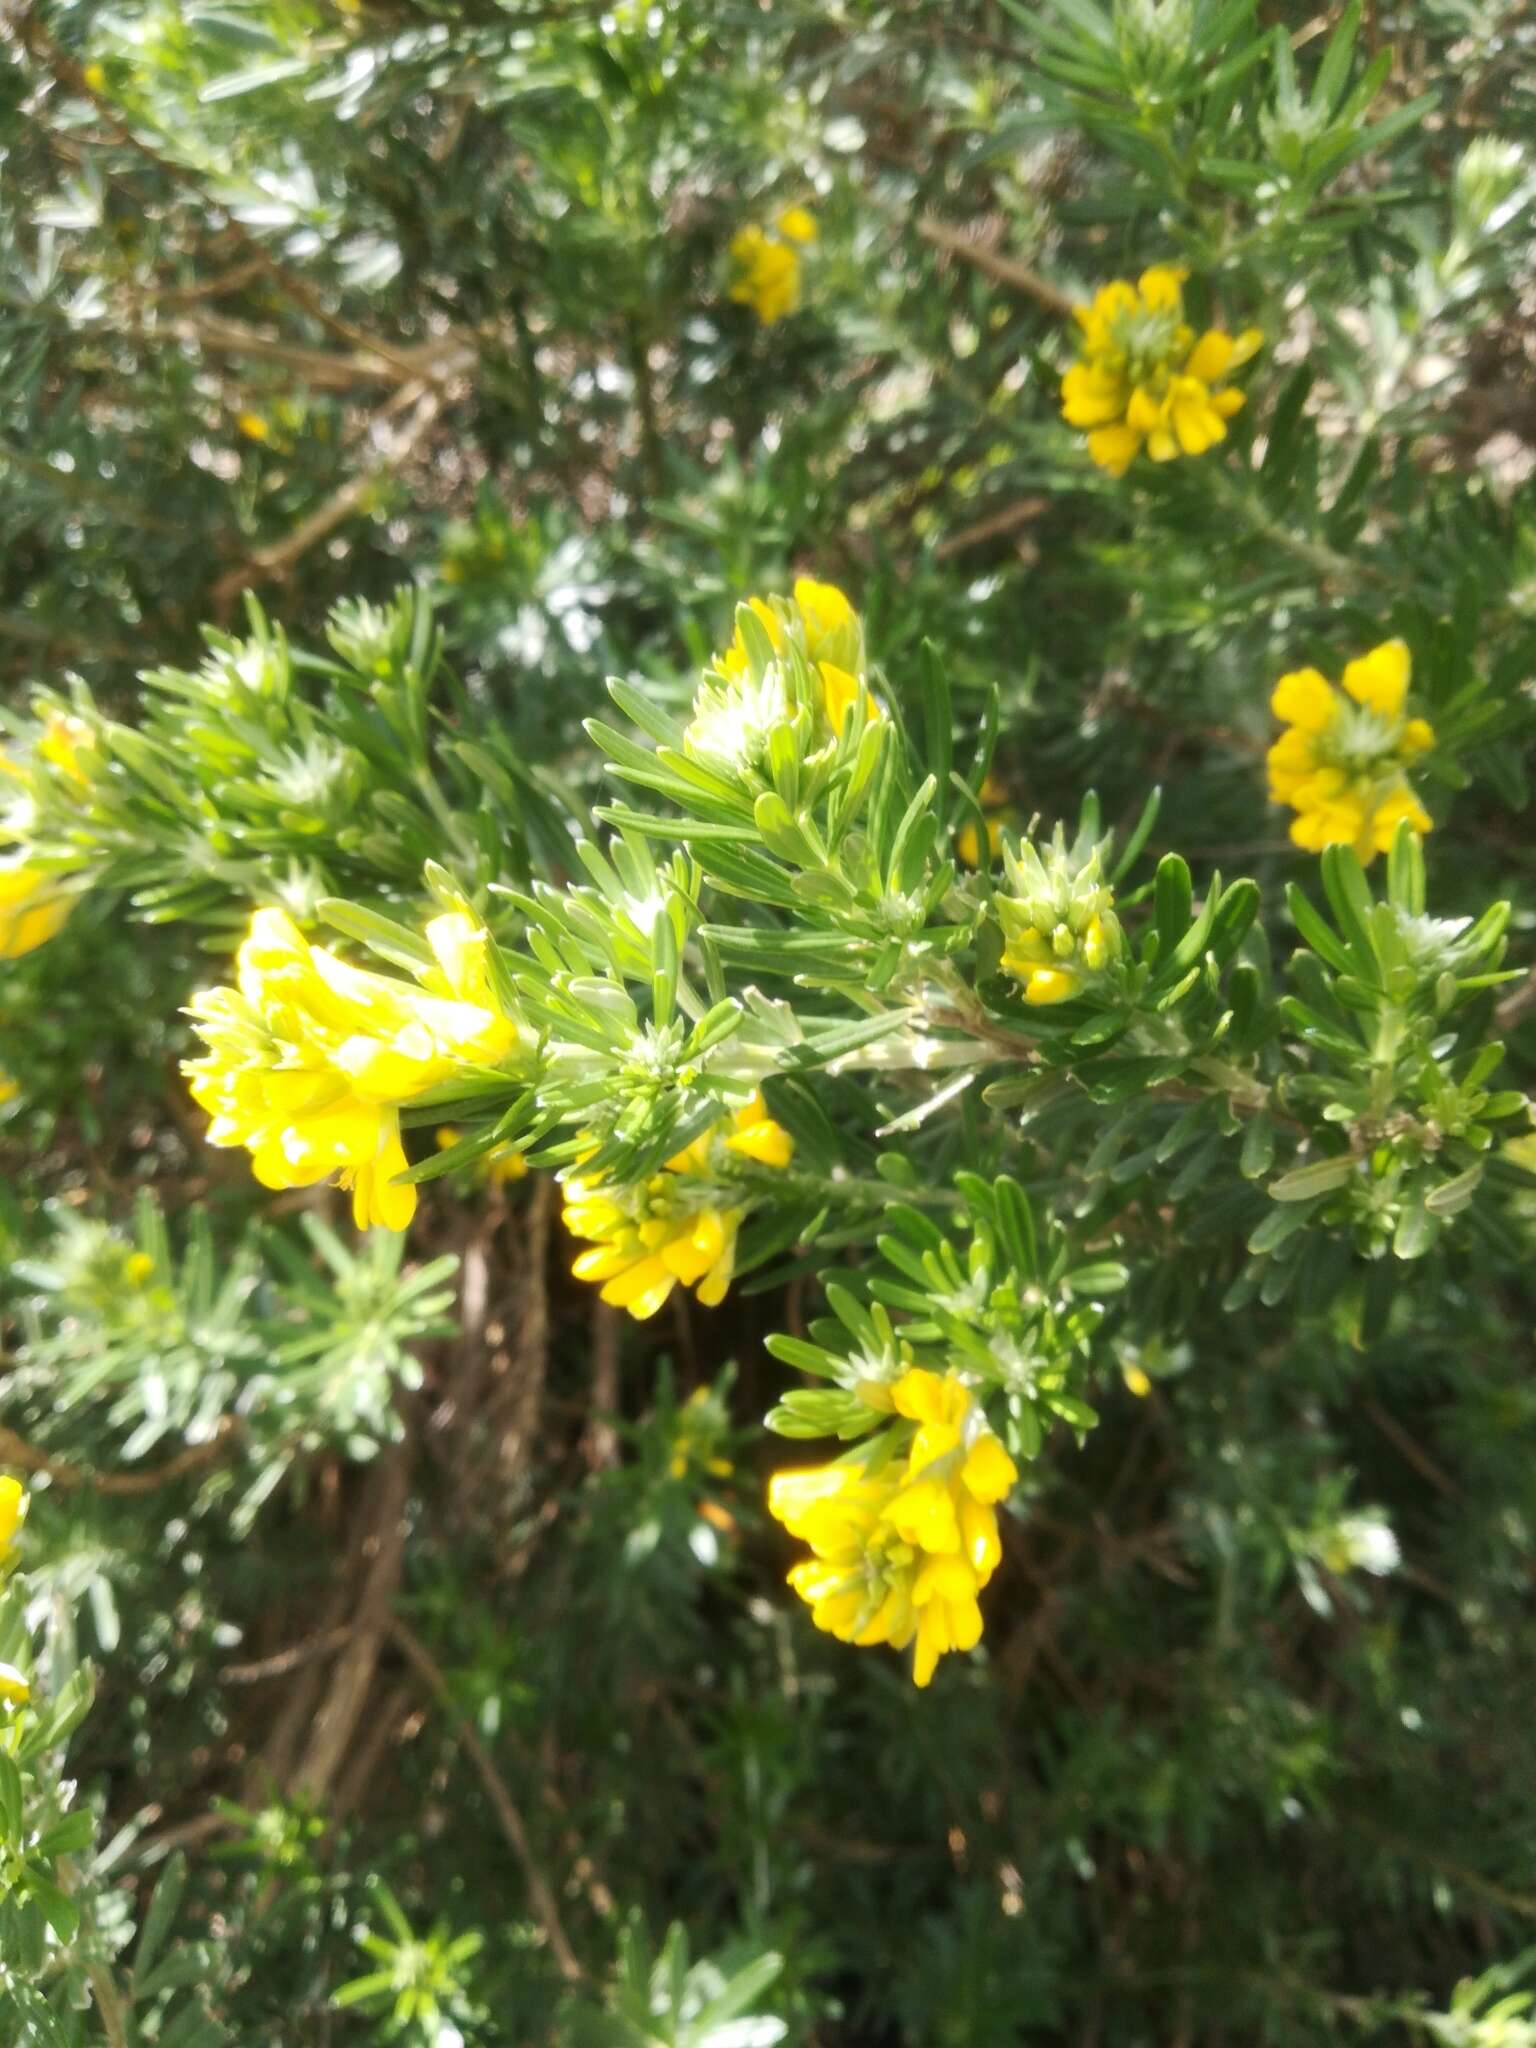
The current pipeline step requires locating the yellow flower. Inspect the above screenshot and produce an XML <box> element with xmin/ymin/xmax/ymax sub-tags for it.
<box><xmin>689</xmin><ymin>578</ymin><xmax>879</xmax><ymax>772</ymax></box>
<box><xmin>184</xmin><ymin>908</ymin><xmax>519</xmax><ymax>1231</ymax></box>
<box><xmin>775</xmin><ymin>205</ymin><xmax>818</xmax><ymax>245</ymax></box>
<box><xmin>0</xmin><ymin>1477</ymin><xmax>28</xmax><ymax>1570</ymax></box>
<box><xmin>956</xmin><ymin>775</ymin><xmax>1010</xmax><ymax>869</ymax></box>
<box><xmin>37</xmin><ymin>708</ymin><xmax>94</xmax><ymax>786</ymax></box>
<box><xmin>669</xmin><ymin>1386</ymin><xmax>735</xmax><ymax>1482</ymax></box>
<box><xmin>563</xmin><ymin>1093</ymin><xmax>793</xmax><ymax>1320</ymax></box>
<box><xmin>996</xmin><ymin>830</ymin><xmax>1121</xmax><ymax>1006</ymax></box>
<box><xmin>729</xmin><ymin>221</ymin><xmax>805</xmax><ymax>325</ymax></box>
<box><xmin>0</xmin><ymin>1070</ymin><xmax>17</xmax><ymax>1108</ymax></box>
<box><xmin>1062</xmin><ymin>266</ymin><xmax>1261</xmax><ymax>477</ymax></box>
<box><xmin>125</xmin><ymin>1251</ymin><xmax>156</xmax><ymax>1285</ymax></box>
<box><xmin>769</xmin><ymin>1369</ymin><xmax>1017</xmax><ymax>1688</ymax></box>
<box><xmin>1267</xmin><ymin>638</ymin><xmax>1435</xmax><ymax>863</ymax></box>
<box><xmin>0</xmin><ymin>1663</ymin><xmax>29</xmax><ymax>1707</ymax></box>
<box><xmin>0</xmin><ymin>859</ymin><xmax>74</xmax><ymax>959</ymax></box>
<box><xmin>236</xmin><ymin>411</ymin><xmax>272</xmax><ymax>442</ymax></box>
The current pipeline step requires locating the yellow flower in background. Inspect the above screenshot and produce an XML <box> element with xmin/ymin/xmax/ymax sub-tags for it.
<box><xmin>729</xmin><ymin>208</ymin><xmax>816</xmax><ymax>324</ymax></box>
<box><xmin>0</xmin><ymin>859</ymin><xmax>74</xmax><ymax>959</ymax></box>
<box><xmin>563</xmin><ymin>1093</ymin><xmax>794</xmax><ymax>1320</ymax></box>
<box><xmin>770</xmin><ymin>1368</ymin><xmax>1018</xmax><ymax>1688</ymax></box>
<box><xmin>1268</xmin><ymin>638</ymin><xmax>1435</xmax><ymax>862</ymax></box>
<box><xmin>0</xmin><ymin>1070</ymin><xmax>17</xmax><ymax>1108</ymax></box>
<box><xmin>956</xmin><ymin>774</ymin><xmax>1011</xmax><ymax>869</ymax></box>
<box><xmin>0</xmin><ymin>1476</ymin><xmax>28</xmax><ymax>1570</ymax></box>
<box><xmin>185</xmin><ymin>908</ymin><xmax>520</xmax><ymax>1231</ymax></box>
<box><xmin>37</xmin><ymin>708</ymin><xmax>94</xmax><ymax>787</ymax></box>
<box><xmin>0</xmin><ymin>1663</ymin><xmax>29</xmax><ymax>1707</ymax></box>
<box><xmin>435</xmin><ymin>1126</ymin><xmax>529</xmax><ymax>1187</ymax></box>
<box><xmin>689</xmin><ymin>578</ymin><xmax>879</xmax><ymax>772</ymax></box>
<box><xmin>1062</xmin><ymin>266</ymin><xmax>1261</xmax><ymax>477</ymax></box>
<box><xmin>669</xmin><ymin>1386</ymin><xmax>735</xmax><ymax>1483</ymax></box>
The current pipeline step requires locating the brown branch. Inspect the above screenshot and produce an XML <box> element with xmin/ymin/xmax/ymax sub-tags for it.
<box><xmin>934</xmin><ymin>495</ymin><xmax>1049</xmax><ymax>561</ymax></box>
<box><xmin>583</xmin><ymin>1302</ymin><xmax>622</xmax><ymax>1471</ymax></box>
<box><xmin>0</xmin><ymin>1418</ymin><xmax>238</xmax><ymax>1494</ymax></box>
<box><xmin>209</xmin><ymin>379</ymin><xmax>445</xmax><ymax>608</ymax></box>
<box><xmin>10</xmin><ymin>9</ymin><xmax>444</xmax><ymax>391</ymax></box>
<box><xmin>388</xmin><ymin>1615</ymin><xmax>585</xmax><ymax>1983</ymax></box>
<box><xmin>916</xmin><ymin>216</ymin><xmax>1078</xmax><ymax>320</ymax></box>
<box><xmin>220</xmin><ymin>1624</ymin><xmax>355</xmax><ymax>1684</ymax></box>
<box><xmin>293</xmin><ymin>1444</ymin><xmax>412</xmax><ymax>1803</ymax></box>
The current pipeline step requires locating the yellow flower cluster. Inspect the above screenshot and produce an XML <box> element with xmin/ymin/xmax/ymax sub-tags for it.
<box><xmin>996</xmin><ymin>834</ymin><xmax>1122</xmax><ymax>1007</ymax></box>
<box><xmin>685</xmin><ymin>578</ymin><xmax>881</xmax><ymax>774</ymax></box>
<box><xmin>0</xmin><ymin>706</ymin><xmax>97</xmax><ymax>959</ymax></box>
<box><xmin>563</xmin><ymin>1093</ymin><xmax>794</xmax><ymax>1320</ymax></box>
<box><xmin>1061</xmin><ymin>266</ymin><xmax>1261</xmax><ymax>477</ymax></box>
<box><xmin>1268</xmin><ymin>638</ymin><xmax>1434</xmax><ymax>861</ymax></box>
<box><xmin>769</xmin><ymin>1369</ymin><xmax>1018</xmax><ymax>1688</ymax></box>
<box><xmin>728</xmin><ymin>206</ymin><xmax>817</xmax><ymax>324</ymax></box>
<box><xmin>185</xmin><ymin>908</ymin><xmax>520</xmax><ymax>1231</ymax></box>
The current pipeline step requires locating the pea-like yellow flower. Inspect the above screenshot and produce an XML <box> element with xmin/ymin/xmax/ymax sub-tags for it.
<box><xmin>0</xmin><ymin>858</ymin><xmax>74</xmax><ymax>959</ymax></box>
<box><xmin>563</xmin><ymin>1093</ymin><xmax>793</xmax><ymax>1320</ymax></box>
<box><xmin>185</xmin><ymin>908</ymin><xmax>519</xmax><ymax>1231</ymax></box>
<box><xmin>1062</xmin><ymin>266</ymin><xmax>1261</xmax><ymax>478</ymax></box>
<box><xmin>1268</xmin><ymin>639</ymin><xmax>1434</xmax><ymax>862</ymax></box>
<box><xmin>0</xmin><ymin>1663</ymin><xmax>29</xmax><ymax>1707</ymax></box>
<box><xmin>996</xmin><ymin>830</ymin><xmax>1121</xmax><ymax>1006</ymax></box>
<box><xmin>728</xmin><ymin>209</ymin><xmax>816</xmax><ymax>324</ymax></box>
<box><xmin>0</xmin><ymin>1476</ymin><xmax>28</xmax><ymax>1571</ymax></box>
<box><xmin>770</xmin><ymin>1368</ymin><xmax>1018</xmax><ymax>1688</ymax></box>
<box><xmin>686</xmin><ymin>579</ymin><xmax>880</xmax><ymax>774</ymax></box>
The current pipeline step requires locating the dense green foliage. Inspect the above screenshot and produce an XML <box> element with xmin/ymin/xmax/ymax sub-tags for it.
<box><xmin>4</xmin><ymin>2</ymin><xmax>1536</xmax><ymax>2043</ymax></box>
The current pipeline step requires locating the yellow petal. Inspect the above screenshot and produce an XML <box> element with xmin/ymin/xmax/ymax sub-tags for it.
<box><xmin>1085</xmin><ymin>424</ymin><xmax>1141</xmax><ymax>476</ymax></box>
<box><xmin>1184</xmin><ymin>329</ymin><xmax>1235</xmax><ymax>383</ymax></box>
<box><xmin>1341</xmin><ymin>639</ymin><xmax>1411</xmax><ymax>717</ymax></box>
<box><xmin>1271</xmin><ymin>668</ymin><xmax>1339</xmax><ymax>734</ymax></box>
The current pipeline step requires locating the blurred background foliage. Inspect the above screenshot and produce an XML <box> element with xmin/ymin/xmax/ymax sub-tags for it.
<box><xmin>3</xmin><ymin>0</ymin><xmax>1536</xmax><ymax>2042</ymax></box>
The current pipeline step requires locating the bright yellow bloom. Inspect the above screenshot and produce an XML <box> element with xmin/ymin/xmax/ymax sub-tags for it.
<box><xmin>770</xmin><ymin>1369</ymin><xmax>1018</xmax><ymax>1688</ymax></box>
<box><xmin>0</xmin><ymin>1477</ymin><xmax>28</xmax><ymax>1570</ymax></box>
<box><xmin>0</xmin><ymin>1070</ymin><xmax>17</xmax><ymax>1108</ymax></box>
<box><xmin>1062</xmin><ymin>266</ymin><xmax>1261</xmax><ymax>477</ymax></box>
<box><xmin>563</xmin><ymin>1093</ymin><xmax>794</xmax><ymax>1320</ymax></box>
<box><xmin>0</xmin><ymin>1663</ymin><xmax>29</xmax><ymax>1707</ymax></box>
<box><xmin>688</xmin><ymin>579</ymin><xmax>880</xmax><ymax>772</ymax></box>
<box><xmin>185</xmin><ymin>908</ymin><xmax>519</xmax><ymax>1231</ymax></box>
<box><xmin>0</xmin><ymin>859</ymin><xmax>74</xmax><ymax>959</ymax></box>
<box><xmin>728</xmin><ymin>215</ymin><xmax>812</xmax><ymax>324</ymax></box>
<box><xmin>236</xmin><ymin>411</ymin><xmax>272</xmax><ymax>442</ymax></box>
<box><xmin>1268</xmin><ymin>639</ymin><xmax>1435</xmax><ymax>863</ymax></box>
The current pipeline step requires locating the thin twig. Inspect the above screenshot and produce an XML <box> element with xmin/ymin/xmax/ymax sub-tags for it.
<box><xmin>0</xmin><ymin>1418</ymin><xmax>238</xmax><ymax>1494</ymax></box>
<box><xmin>388</xmin><ymin>1616</ymin><xmax>586</xmax><ymax>1983</ymax></box>
<box><xmin>916</xmin><ymin>216</ymin><xmax>1078</xmax><ymax>320</ymax></box>
<box><xmin>209</xmin><ymin>380</ymin><xmax>445</xmax><ymax>607</ymax></box>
